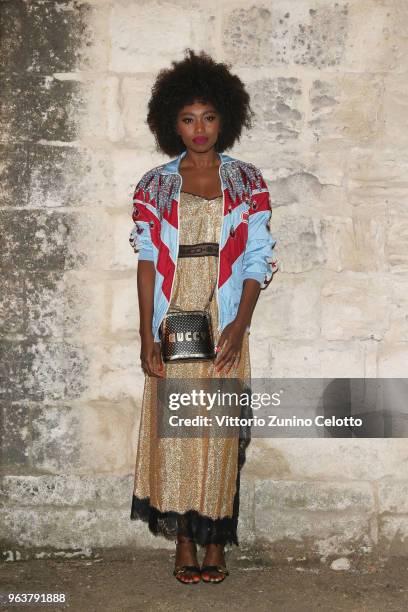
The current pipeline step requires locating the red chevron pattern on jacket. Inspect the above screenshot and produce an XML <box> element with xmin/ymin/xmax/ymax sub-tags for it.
<box><xmin>129</xmin><ymin>151</ymin><xmax>279</xmax><ymax>342</ymax></box>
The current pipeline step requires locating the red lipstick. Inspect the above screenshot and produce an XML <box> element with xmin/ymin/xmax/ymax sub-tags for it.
<box><xmin>193</xmin><ymin>136</ymin><xmax>208</xmax><ymax>144</ymax></box>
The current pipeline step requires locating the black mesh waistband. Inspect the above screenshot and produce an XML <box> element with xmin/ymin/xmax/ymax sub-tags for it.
<box><xmin>178</xmin><ymin>242</ymin><xmax>219</xmax><ymax>257</ymax></box>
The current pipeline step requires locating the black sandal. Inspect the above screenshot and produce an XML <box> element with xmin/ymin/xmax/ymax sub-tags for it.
<box><xmin>173</xmin><ymin>564</ymin><xmax>201</xmax><ymax>584</ymax></box>
<box><xmin>200</xmin><ymin>565</ymin><xmax>229</xmax><ymax>583</ymax></box>
<box><xmin>173</xmin><ymin>538</ymin><xmax>201</xmax><ymax>584</ymax></box>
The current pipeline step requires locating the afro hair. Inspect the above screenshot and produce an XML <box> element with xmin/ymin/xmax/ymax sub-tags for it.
<box><xmin>146</xmin><ymin>48</ymin><xmax>254</xmax><ymax>157</ymax></box>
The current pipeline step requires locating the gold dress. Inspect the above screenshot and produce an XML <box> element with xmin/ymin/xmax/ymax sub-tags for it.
<box><xmin>130</xmin><ymin>191</ymin><xmax>251</xmax><ymax>547</ymax></box>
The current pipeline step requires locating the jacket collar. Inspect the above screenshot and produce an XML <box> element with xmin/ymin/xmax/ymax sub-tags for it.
<box><xmin>161</xmin><ymin>149</ymin><xmax>235</xmax><ymax>175</ymax></box>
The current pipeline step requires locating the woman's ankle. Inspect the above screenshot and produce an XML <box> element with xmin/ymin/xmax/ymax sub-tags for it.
<box><xmin>176</xmin><ymin>535</ymin><xmax>193</xmax><ymax>545</ymax></box>
<box><xmin>203</xmin><ymin>543</ymin><xmax>225</xmax><ymax>562</ymax></box>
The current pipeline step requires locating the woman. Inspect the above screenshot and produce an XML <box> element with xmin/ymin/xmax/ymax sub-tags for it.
<box><xmin>129</xmin><ymin>49</ymin><xmax>278</xmax><ymax>584</ymax></box>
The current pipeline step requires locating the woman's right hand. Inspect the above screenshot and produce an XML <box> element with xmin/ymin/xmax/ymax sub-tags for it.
<box><xmin>140</xmin><ymin>334</ymin><xmax>165</xmax><ymax>378</ymax></box>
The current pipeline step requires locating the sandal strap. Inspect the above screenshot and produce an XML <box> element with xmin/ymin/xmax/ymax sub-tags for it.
<box><xmin>201</xmin><ymin>565</ymin><xmax>229</xmax><ymax>575</ymax></box>
<box><xmin>173</xmin><ymin>565</ymin><xmax>201</xmax><ymax>576</ymax></box>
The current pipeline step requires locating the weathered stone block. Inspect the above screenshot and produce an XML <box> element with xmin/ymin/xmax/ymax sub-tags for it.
<box><xmin>254</xmin><ymin>480</ymin><xmax>374</xmax><ymax>555</ymax></box>
<box><xmin>0</xmin><ymin>209</ymin><xmax>116</xmax><ymax>273</ymax></box>
<box><xmin>274</xmin><ymin>214</ymin><xmax>326</xmax><ymax>273</ymax></box>
<box><xmin>110</xmin><ymin>276</ymin><xmax>139</xmax><ymax>334</ymax></box>
<box><xmin>384</xmin><ymin>277</ymin><xmax>408</xmax><ymax>343</ymax></box>
<box><xmin>321</xmin><ymin>214</ymin><xmax>386</xmax><ymax>273</ymax></box>
<box><xmin>0</xmin><ymin>144</ymin><xmax>29</xmax><ymax>207</ymax></box>
<box><xmin>251</xmin><ymin>274</ymin><xmax>320</xmax><ymax>341</ymax></box>
<box><xmin>237</xmin><ymin>477</ymin><xmax>255</xmax><ymax>544</ymax></box>
<box><xmin>247</xmin><ymin>338</ymin><xmax>321</xmax><ymax>378</ymax></box>
<box><xmin>344</xmin><ymin>1</ymin><xmax>408</xmax><ymax>74</ymax></box>
<box><xmin>0</xmin><ymin>0</ymin><xmax>27</xmax><ymax>73</ymax></box>
<box><xmin>383</xmin><ymin>75</ymin><xmax>408</xmax><ymax>147</ymax></box>
<box><xmin>0</xmin><ymin>341</ymin><xmax>46</xmax><ymax>401</ymax></box>
<box><xmin>349</xmin><ymin>213</ymin><xmax>387</xmax><ymax>273</ymax></box>
<box><xmin>1</xmin><ymin>269</ymin><xmax>108</xmax><ymax>339</ymax></box>
<box><xmin>379</xmin><ymin>515</ymin><xmax>408</xmax><ymax>556</ymax></box>
<box><xmin>320</xmin><ymin>216</ymin><xmax>356</xmax><ymax>273</ymax></box>
<box><xmin>0</xmin><ymin>0</ymin><xmax>101</xmax><ymax>73</ymax></box>
<box><xmin>256</xmin><ymin>509</ymin><xmax>373</xmax><ymax>556</ymax></box>
<box><xmin>84</xmin><ymin>342</ymin><xmax>143</xmax><ymax>402</ymax></box>
<box><xmin>64</xmin><ymin>272</ymin><xmax>108</xmax><ymax>338</ymax></box>
<box><xmin>378</xmin><ymin>480</ymin><xmax>408</xmax><ymax>514</ymax></box>
<box><xmin>238</xmin><ymin>162</ymin><xmax>346</xmax><ymax>230</ymax></box>
<box><xmin>378</xmin><ymin>343</ymin><xmax>408</xmax><ymax>378</ymax></box>
<box><xmin>80</xmin><ymin>75</ymin><xmax>125</xmax><ymax>142</ymax></box>
<box><xmin>0</xmin><ymin>270</ymin><xmax>26</xmax><ymax>335</ymax></box>
<box><xmin>321</xmin><ymin>272</ymin><xmax>389</xmax><ymax>341</ymax></box>
<box><xmin>318</xmin><ymin>340</ymin><xmax>374</xmax><ymax>378</ymax></box>
<box><xmin>0</xmin><ymin>507</ymin><xmax>143</xmax><ymax>549</ymax></box>
<box><xmin>79</xmin><ymin>401</ymin><xmax>139</xmax><ymax>473</ymax></box>
<box><xmin>121</xmin><ymin>76</ymin><xmax>155</xmax><ymax>146</ymax></box>
<box><xmin>262</xmin><ymin>439</ymin><xmax>408</xmax><ymax>481</ymax></box>
<box><xmin>65</xmin><ymin>343</ymin><xmax>90</xmax><ymax>400</ymax></box>
<box><xmin>109</xmin><ymin>0</ymin><xmax>217</xmax><ymax>72</ymax></box>
<box><xmin>31</xmin><ymin>404</ymin><xmax>80</xmax><ymax>473</ymax></box>
<box><xmin>0</xmin><ymin>210</ymin><xmax>68</xmax><ymax>271</ymax></box>
<box><xmin>246</xmin><ymin>77</ymin><xmax>303</xmax><ymax>145</ymax></box>
<box><xmin>385</xmin><ymin>216</ymin><xmax>408</xmax><ymax>274</ymax></box>
<box><xmin>0</xmin><ymin>340</ymin><xmax>88</xmax><ymax>402</ymax></box>
<box><xmin>255</xmin><ymin>480</ymin><xmax>375</xmax><ymax>513</ymax></box>
<box><xmin>223</xmin><ymin>4</ymin><xmax>348</xmax><ymax>68</ymax></box>
<box><xmin>0</xmin><ymin>401</ymin><xmax>30</xmax><ymax>469</ymax></box>
<box><xmin>347</xmin><ymin>149</ymin><xmax>408</xmax><ymax>216</ymax></box>
<box><xmin>27</xmin><ymin>145</ymin><xmax>113</xmax><ymax>209</ymax></box>
<box><xmin>0</xmin><ymin>474</ymin><xmax>132</xmax><ymax>508</ymax></box>
<box><xmin>309</xmin><ymin>75</ymin><xmax>384</xmax><ymax>144</ymax></box>
<box><xmin>1</xmin><ymin>144</ymin><xmax>114</xmax><ymax>209</ymax></box>
<box><xmin>304</xmin><ymin>151</ymin><xmax>347</xmax><ymax>199</ymax></box>
<box><xmin>0</xmin><ymin>75</ymin><xmax>84</xmax><ymax>143</ymax></box>
<box><xmin>64</xmin><ymin>210</ymin><xmax>114</xmax><ymax>271</ymax></box>
<box><xmin>245</xmin><ymin>440</ymin><xmax>292</xmax><ymax>481</ymax></box>
<box><xmin>25</xmin><ymin>271</ymin><xmax>65</xmax><ymax>337</ymax></box>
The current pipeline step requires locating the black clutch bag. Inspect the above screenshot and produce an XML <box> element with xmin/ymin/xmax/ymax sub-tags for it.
<box><xmin>159</xmin><ymin>252</ymin><xmax>217</xmax><ymax>362</ymax></box>
<box><xmin>159</xmin><ymin>308</ymin><xmax>215</xmax><ymax>363</ymax></box>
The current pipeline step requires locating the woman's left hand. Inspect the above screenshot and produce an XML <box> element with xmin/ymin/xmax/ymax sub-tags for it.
<box><xmin>214</xmin><ymin>320</ymin><xmax>247</xmax><ymax>374</ymax></box>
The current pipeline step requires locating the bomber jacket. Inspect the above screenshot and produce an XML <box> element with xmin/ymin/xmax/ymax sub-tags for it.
<box><xmin>129</xmin><ymin>149</ymin><xmax>278</xmax><ymax>342</ymax></box>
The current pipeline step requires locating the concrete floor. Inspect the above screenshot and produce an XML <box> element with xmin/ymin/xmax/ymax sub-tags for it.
<box><xmin>1</xmin><ymin>548</ymin><xmax>408</xmax><ymax>611</ymax></box>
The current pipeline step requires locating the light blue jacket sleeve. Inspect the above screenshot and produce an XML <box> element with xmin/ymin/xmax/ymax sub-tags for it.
<box><xmin>129</xmin><ymin>180</ymin><xmax>156</xmax><ymax>262</ymax></box>
<box><xmin>242</xmin><ymin>173</ymin><xmax>279</xmax><ymax>290</ymax></box>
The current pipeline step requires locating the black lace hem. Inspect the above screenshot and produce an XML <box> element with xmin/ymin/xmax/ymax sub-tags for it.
<box><xmin>131</xmin><ymin>491</ymin><xmax>240</xmax><ymax>547</ymax></box>
<box><xmin>130</xmin><ymin>397</ymin><xmax>253</xmax><ymax>547</ymax></box>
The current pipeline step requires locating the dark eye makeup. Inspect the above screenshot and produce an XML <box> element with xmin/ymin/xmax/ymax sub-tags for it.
<box><xmin>181</xmin><ymin>114</ymin><xmax>217</xmax><ymax>123</ymax></box>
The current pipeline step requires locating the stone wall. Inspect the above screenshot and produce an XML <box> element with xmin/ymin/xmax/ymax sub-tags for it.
<box><xmin>1</xmin><ymin>0</ymin><xmax>408</xmax><ymax>561</ymax></box>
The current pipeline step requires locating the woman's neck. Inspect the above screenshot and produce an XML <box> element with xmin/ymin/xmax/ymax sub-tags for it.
<box><xmin>180</xmin><ymin>148</ymin><xmax>220</xmax><ymax>170</ymax></box>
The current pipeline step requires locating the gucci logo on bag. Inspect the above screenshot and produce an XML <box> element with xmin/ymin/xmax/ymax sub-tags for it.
<box><xmin>168</xmin><ymin>330</ymin><xmax>209</xmax><ymax>343</ymax></box>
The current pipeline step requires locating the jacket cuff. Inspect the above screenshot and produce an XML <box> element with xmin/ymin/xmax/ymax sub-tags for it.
<box><xmin>138</xmin><ymin>249</ymin><xmax>155</xmax><ymax>261</ymax></box>
<box><xmin>129</xmin><ymin>224</ymin><xmax>154</xmax><ymax>261</ymax></box>
<box><xmin>242</xmin><ymin>272</ymin><xmax>264</xmax><ymax>286</ymax></box>
<box><xmin>260</xmin><ymin>254</ymin><xmax>279</xmax><ymax>289</ymax></box>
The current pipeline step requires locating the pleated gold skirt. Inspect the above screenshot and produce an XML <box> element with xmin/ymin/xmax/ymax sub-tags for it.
<box><xmin>130</xmin><ymin>192</ymin><xmax>251</xmax><ymax>546</ymax></box>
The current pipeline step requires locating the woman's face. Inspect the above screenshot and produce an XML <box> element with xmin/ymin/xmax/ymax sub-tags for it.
<box><xmin>175</xmin><ymin>100</ymin><xmax>221</xmax><ymax>153</ymax></box>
